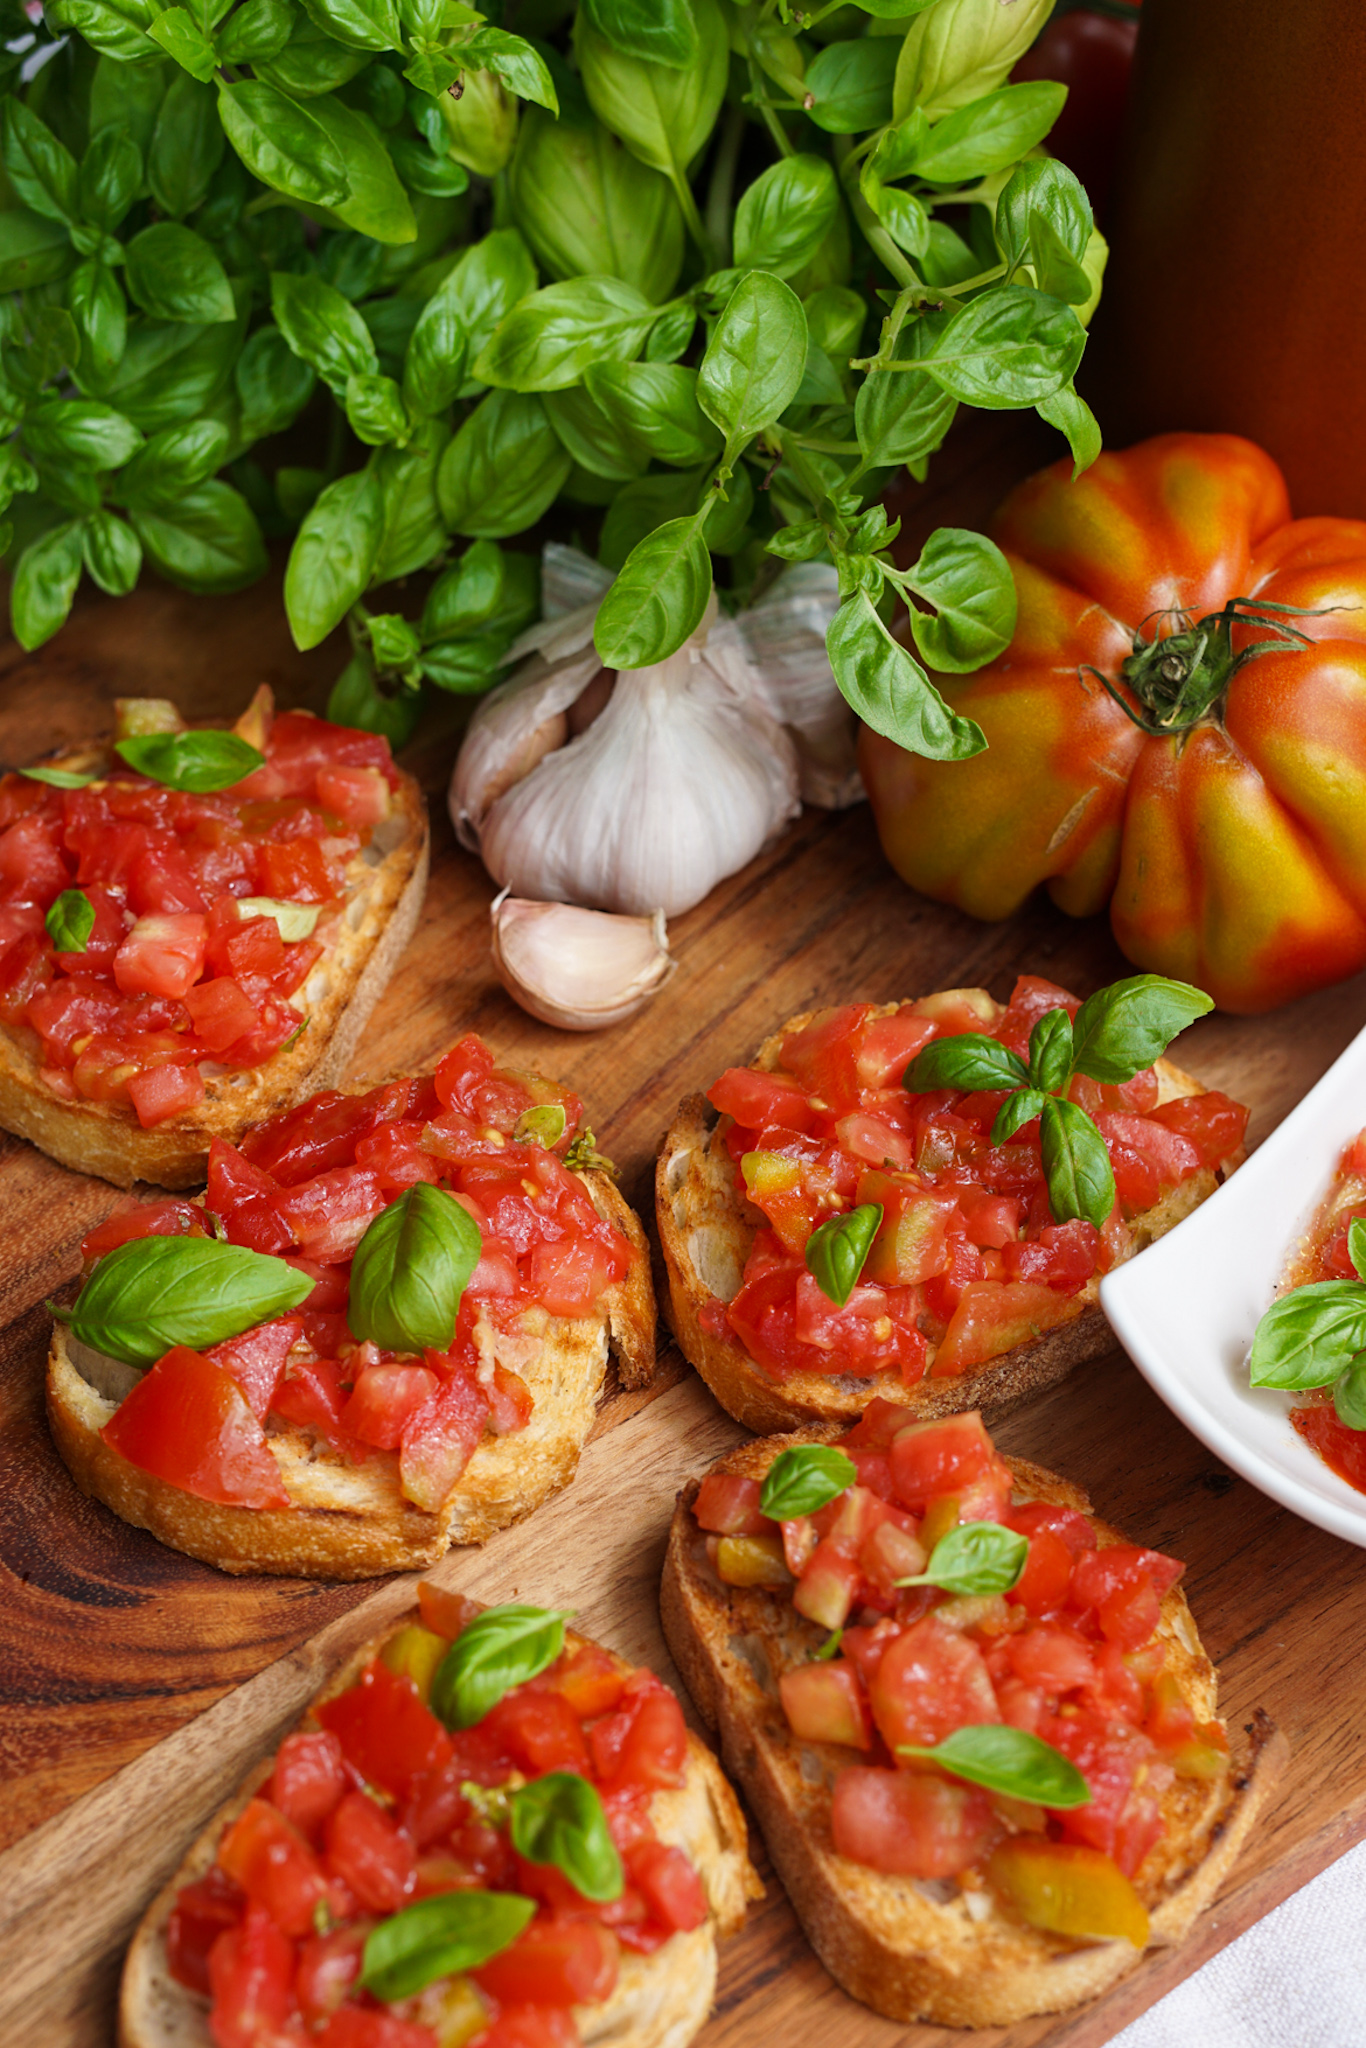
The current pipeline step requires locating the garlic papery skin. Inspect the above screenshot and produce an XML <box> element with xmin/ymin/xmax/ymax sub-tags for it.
<box><xmin>450</xmin><ymin>644</ymin><xmax>605</xmax><ymax>850</ymax></box>
<box><xmin>475</xmin><ymin>617</ymin><xmax>801</xmax><ymax>916</ymax></box>
<box><xmin>491</xmin><ymin>895</ymin><xmax>675</xmax><ymax>1030</ymax></box>
<box><xmin>739</xmin><ymin>563</ymin><xmax>863</xmax><ymax>809</ymax></box>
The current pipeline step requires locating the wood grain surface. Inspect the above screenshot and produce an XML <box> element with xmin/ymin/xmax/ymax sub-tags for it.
<box><xmin>2</xmin><ymin>439</ymin><xmax>1366</xmax><ymax>2047</ymax></box>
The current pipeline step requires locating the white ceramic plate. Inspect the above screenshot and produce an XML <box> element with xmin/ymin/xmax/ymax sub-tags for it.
<box><xmin>1100</xmin><ymin>1025</ymin><xmax>1366</xmax><ymax>1549</ymax></box>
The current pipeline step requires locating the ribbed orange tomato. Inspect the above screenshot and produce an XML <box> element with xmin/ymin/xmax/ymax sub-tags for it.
<box><xmin>862</xmin><ymin>432</ymin><xmax>1366</xmax><ymax>1012</ymax></box>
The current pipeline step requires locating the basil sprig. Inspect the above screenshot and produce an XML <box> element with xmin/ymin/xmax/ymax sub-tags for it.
<box><xmin>509</xmin><ymin>1772</ymin><xmax>624</xmax><ymax>1903</ymax></box>
<box><xmin>897</xmin><ymin>1725</ymin><xmax>1091</xmax><ymax>1808</ymax></box>
<box><xmin>904</xmin><ymin>973</ymin><xmax>1214</xmax><ymax>1229</ymax></box>
<box><xmin>360</xmin><ymin>1890</ymin><xmax>535</xmax><ymax>2002</ymax></box>
<box><xmin>759</xmin><ymin>1444</ymin><xmax>857</xmax><ymax>1521</ymax></box>
<box><xmin>348</xmin><ymin>1184</ymin><xmax>482</xmax><ymax>1356</ymax></box>
<box><xmin>1249</xmin><ymin>1221</ymin><xmax>1366</xmax><ymax>1429</ymax></box>
<box><xmin>430</xmin><ymin>1605</ymin><xmax>572</xmax><ymax>1731</ymax></box>
<box><xmin>895</xmin><ymin>1520</ymin><xmax>1027</xmax><ymax>1598</ymax></box>
<box><xmin>45</xmin><ymin>888</ymin><xmax>94</xmax><ymax>954</ymax></box>
<box><xmin>115</xmin><ymin>731</ymin><xmax>264</xmax><ymax>794</ymax></box>
<box><xmin>68</xmin><ymin>1237</ymin><xmax>314</xmax><ymax>1368</ymax></box>
<box><xmin>805</xmin><ymin>1203</ymin><xmax>883</xmax><ymax>1308</ymax></box>
<box><xmin>22</xmin><ymin>765</ymin><xmax>99</xmax><ymax>790</ymax></box>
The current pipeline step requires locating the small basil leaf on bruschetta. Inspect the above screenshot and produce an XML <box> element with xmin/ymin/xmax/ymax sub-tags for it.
<box><xmin>114</xmin><ymin>728</ymin><xmax>265</xmax><ymax>793</ymax></box>
<box><xmin>990</xmin><ymin>1086</ymin><xmax>1046</xmax><ymax>1145</ymax></box>
<box><xmin>431</xmin><ymin>1604</ymin><xmax>573</xmax><ymax>1729</ymax></box>
<box><xmin>896</xmin><ymin>1725</ymin><xmax>1091</xmax><ymax>1808</ymax></box>
<box><xmin>509</xmin><ymin>1771</ymin><xmax>625</xmax><ymax>1903</ymax></box>
<box><xmin>45</xmin><ymin>887</ymin><xmax>94</xmax><ymax>954</ymax></box>
<box><xmin>1069</xmin><ymin>975</ymin><xmax>1214</xmax><ymax>1087</ymax></box>
<box><xmin>348</xmin><ymin>1182</ymin><xmax>482</xmax><ymax>1354</ymax></box>
<box><xmin>515</xmin><ymin>1103</ymin><xmax>567</xmax><ymax>1147</ymax></box>
<box><xmin>68</xmin><ymin>1235</ymin><xmax>314</xmax><ymax>1366</ymax></box>
<box><xmin>1027</xmin><ymin>1007</ymin><xmax>1073</xmax><ymax>1095</ymax></box>
<box><xmin>1350</xmin><ymin>1216</ymin><xmax>1366</xmax><ymax>1283</ymax></box>
<box><xmin>1039</xmin><ymin>1094</ymin><xmax>1115</xmax><ymax>1231</ymax></box>
<box><xmin>360</xmin><ymin>1889</ymin><xmax>537</xmax><ymax>2000</ymax></box>
<box><xmin>1334</xmin><ymin>1356</ymin><xmax>1366</xmax><ymax>1431</ymax></box>
<box><xmin>895</xmin><ymin>1519</ymin><xmax>1028</xmax><ymax>1598</ymax></box>
<box><xmin>759</xmin><ymin>1443</ymin><xmax>857</xmax><ymax>1521</ymax></box>
<box><xmin>21</xmin><ymin>763</ymin><xmax>99</xmax><ymax>788</ymax></box>
<box><xmin>1248</xmin><ymin>1280</ymin><xmax>1366</xmax><ymax>1390</ymax></box>
<box><xmin>805</xmin><ymin>1202</ymin><xmax>882</xmax><ymax>1307</ymax></box>
<box><xmin>902</xmin><ymin>1034</ymin><xmax>1029</xmax><ymax>1094</ymax></box>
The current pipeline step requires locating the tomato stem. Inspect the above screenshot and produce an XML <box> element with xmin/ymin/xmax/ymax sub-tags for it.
<box><xmin>1085</xmin><ymin>596</ymin><xmax>1329</xmax><ymax>738</ymax></box>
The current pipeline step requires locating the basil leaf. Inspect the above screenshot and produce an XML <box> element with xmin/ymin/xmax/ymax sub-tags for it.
<box><xmin>647</xmin><ymin>299</ymin><xmax>696</xmax><ymax>363</ymax></box>
<box><xmin>902</xmin><ymin>527</ymin><xmax>1017</xmax><ymax>674</ymax></box>
<box><xmin>805</xmin><ymin>1202</ymin><xmax>883</xmax><ymax>1309</ymax></box>
<box><xmin>990</xmin><ymin>1087</ymin><xmax>1046</xmax><ymax>1146</ymax></box>
<box><xmin>402</xmin><ymin>265</ymin><xmax>470</xmax><ymax>419</ymax></box>
<box><xmin>346</xmin><ymin>371</ymin><xmax>408</xmax><ymax>447</ymax></box>
<box><xmin>23</xmin><ymin>764</ymin><xmax>100</xmax><ymax>790</ymax></box>
<box><xmin>581</xmin><ymin>0</ymin><xmax>697</xmax><ymax>69</ymax></box>
<box><xmin>806</xmin><ymin>37</ymin><xmax>899</xmax><ymax>134</ymax></box>
<box><xmin>116</xmin><ymin>728</ymin><xmax>263</xmax><ymax>791</ymax></box>
<box><xmin>463</xmin><ymin>26</ymin><xmax>559</xmax><ymax>115</ymax></box>
<box><xmin>218</xmin><ymin>0</ymin><xmax>296</xmax><ymax>62</ymax></box>
<box><xmin>911</xmin><ymin>81</ymin><xmax>1067</xmax><ymax>184</ymax></box>
<box><xmin>46</xmin><ymin>888</ymin><xmax>95</xmax><ymax>954</ymax></box>
<box><xmin>3</xmin><ymin>100</ymin><xmax>79</xmax><ymax>225</ymax></box>
<box><xmin>129</xmin><ymin>483</ymin><xmax>269</xmax><ymax>597</ymax></box>
<box><xmin>83</xmin><ymin>509</ymin><xmax>143</xmax><ymax>599</ymax></box>
<box><xmin>302</xmin><ymin>0</ymin><xmax>401</xmax><ymax>54</ymax></box>
<box><xmin>217</xmin><ymin>80</ymin><xmax>351</xmax><ymax>210</ymax></box>
<box><xmin>236</xmin><ymin>327</ymin><xmax>317</xmax><ymax>443</ymax></box>
<box><xmin>361</xmin><ymin>1891</ymin><xmax>535</xmax><ymax>2003</ymax></box>
<box><xmin>514</xmin><ymin>1104</ymin><xmax>568</xmax><ymax>1148</ymax></box>
<box><xmin>51</xmin><ymin>0</ymin><xmax>162</xmax><ymax>65</ymax></box>
<box><xmin>304</xmin><ymin>95</ymin><xmax>415</xmax><ymax>245</ymax></box>
<box><xmin>734</xmin><ymin>155</ymin><xmax>840</xmax><ymax>281</ymax></box>
<box><xmin>898</xmin><ymin>1520</ymin><xmax>1027</xmax><ymax>1597</ymax></box>
<box><xmin>827</xmin><ymin>592</ymin><xmax>986</xmax><ymax>763</ymax></box>
<box><xmin>855</xmin><ymin>320</ymin><xmax>957</xmax><ymax>472</ymax></box>
<box><xmin>509</xmin><ymin>1773</ymin><xmax>624</xmax><ymax>1903</ymax></box>
<box><xmin>69</xmin><ymin>259</ymin><xmax>128</xmax><ymax>380</ymax></box>
<box><xmin>149</xmin><ymin>6</ymin><xmax>220</xmax><ymax>79</ymax></box>
<box><xmin>438</xmin><ymin>390</ymin><xmax>571</xmax><ymax>540</ymax></box>
<box><xmin>698</xmin><ymin>271</ymin><xmax>806</xmax><ymax>440</ymax></box>
<box><xmin>78</xmin><ymin>127</ymin><xmax>142</xmax><ymax>233</ymax></box>
<box><xmin>759</xmin><ymin>1444</ymin><xmax>857</xmax><ymax>1522</ymax></box>
<box><xmin>125</xmin><ymin>223</ymin><xmax>234</xmax><ymax>327</ymax></box>
<box><xmin>1352</xmin><ymin>1218</ymin><xmax>1366</xmax><ymax>1284</ymax></box>
<box><xmin>923</xmin><ymin>285</ymin><xmax>1085</xmax><ymax>409</ymax></box>
<box><xmin>102</xmin><ymin>311</ymin><xmax>246</xmax><ymax>435</ymax></box>
<box><xmin>329</xmin><ymin>649</ymin><xmax>422</xmax><ymax>748</ymax></box>
<box><xmin>271</xmin><ymin>270</ymin><xmax>379</xmax><ymax>397</ymax></box>
<box><xmin>1038</xmin><ymin>383</ymin><xmax>1102</xmax><ymax>478</ymax></box>
<box><xmin>258</xmin><ymin>16</ymin><xmax>371</xmax><ymax>95</ymax></box>
<box><xmin>1070</xmin><ymin>974</ymin><xmax>1214</xmax><ymax>1086</ymax></box>
<box><xmin>71</xmin><ymin>1236</ymin><xmax>314</xmax><ymax>1367</ymax></box>
<box><xmin>1028</xmin><ymin>1009</ymin><xmax>1073</xmax><ymax>1096</ymax></box>
<box><xmin>996</xmin><ymin>156</ymin><xmax>1093</xmax><ymax>304</ymax></box>
<box><xmin>508</xmin><ymin>106</ymin><xmax>685</xmax><ymax>307</ymax></box>
<box><xmin>121</xmin><ymin>420</ymin><xmax>233</xmax><ymax>506</ymax></box>
<box><xmin>575</xmin><ymin>0</ymin><xmax>728</xmax><ymax>184</ymax></box>
<box><xmin>443</xmin><ymin>227</ymin><xmax>538</xmax><ymax>388</ymax></box>
<box><xmin>148</xmin><ymin>74</ymin><xmax>225</xmax><ymax>219</ymax></box>
<box><xmin>597</xmin><ymin>463</ymin><xmax>747</xmax><ymax>570</ymax></box>
<box><xmin>585</xmin><ymin>363</ymin><xmax>722</xmax><ymax>469</ymax></box>
<box><xmin>0</xmin><ymin>208</ymin><xmax>74</xmax><ymax>295</ymax></box>
<box><xmin>898</xmin><ymin>1725</ymin><xmax>1091</xmax><ymax>1808</ymax></box>
<box><xmin>11</xmin><ymin>522</ymin><xmax>85</xmax><ymax>652</ymax></box>
<box><xmin>431</xmin><ymin>1605</ymin><xmax>572</xmax><ymax>1729</ymax></box>
<box><xmin>893</xmin><ymin>0</ymin><xmax>1053</xmax><ymax>120</ymax></box>
<box><xmin>544</xmin><ymin>385</ymin><xmax>649</xmax><ymax>484</ymax></box>
<box><xmin>285</xmin><ymin>463</ymin><xmax>386</xmax><ymax>649</ymax></box>
<box><xmin>592</xmin><ymin>515</ymin><xmax>712</xmax><ymax>670</ymax></box>
<box><xmin>422</xmin><ymin>540</ymin><xmax>514</xmax><ymax>641</ymax></box>
<box><xmin>24</xmin><ymin>401</ymin><xmax>143</xmax><ymax>473</ymax></box>
<box><xmin>904</xmin><ymin>1033</ymin><xmax>1029</xmax><ymax>1095</ymax></box>
<box><xmin>1040</xmin><ymin>1094</ymin><xmax>1115</xmax><ymax>1230</ymax></box>
<box><xmin>1334</xmin><ymin>1356</ymin><xmax>1366</xmax><ymax>1431</ymax></box>
<box><xmin>348</xmin><ymin>1182</ymin><xmax>481</xmax><ymax>1354</ymax></box>
<box><xmin>474</xmin><ymin>278</ymin><xmax>656</xmax><ymax>395</ymax></box>
<box><xmin>1249</xmin><ymin>1282</ymin><xmax>1366</xmax><ymax>1392</ymax></box>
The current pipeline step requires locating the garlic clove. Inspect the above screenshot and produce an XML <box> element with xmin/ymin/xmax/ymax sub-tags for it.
<box><xmin>491</xmin><ymin>895</ymin><xmax>675</xmax><ymax>1031</ymax></box>
<box><xmin>450</xmin><ymin>645</ymin><xmax>604</xmax><ymax>849</ymax></box>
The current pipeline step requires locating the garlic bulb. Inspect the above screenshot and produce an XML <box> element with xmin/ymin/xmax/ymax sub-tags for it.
<box><xmin>738</xmin><ymin>563</ymin><xmax>863</xmax><ymax>809</ymax></box>
<box><xmin>491</xmin><ymin>894</ymin><xmax>674</xmax><ymax>1030</ymax></box>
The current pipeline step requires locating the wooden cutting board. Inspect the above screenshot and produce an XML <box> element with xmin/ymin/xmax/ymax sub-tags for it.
<box><xmin>3</xmin><ymin>437</ymin><xmax>1366</xmax><ymax>2048</ymax></box>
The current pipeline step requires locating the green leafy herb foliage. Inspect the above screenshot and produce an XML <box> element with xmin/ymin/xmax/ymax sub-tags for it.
<box><xmin>45</xmin><ymin>887</ymin><xmax>95</xmax><ymax>953</ymax></box>
<box><xmin>69</xmin><ymin>1236</ymin><xmax>314</xmax><ymax>1367</ymax></box>
<box><xmin>904</xmin><ymin>972</ymin><xmax>1213</xmax><ymax>1227</ymax></box>
<box><xmin>759</xmin><ymin>1443</ymin><xmax>857</xmax><ymax>1521</ymax></box>
<box><xmin>509</xmin><ymin>1772</ymin><xmax>624</xmax><ymax>1902</ymax></box>
<box><xmin>361</xmin><ymin>1890</ymin><xmax>536</xmax><ymax>2002</ymax></box>
<box><xmin>896</xmin><ymin>1724</ymin><xmax>1091</xmax><ymax>1807</ymax></box>
<box><xmin>430</xmin><ymin>1604</ymin><xmax>572</xmax><ymax>1730</ymax></box>
<box><xmin>348</xmin><ymin>1182</ymin><xmax>482</xmax><ymax>1355</ymax></box>
<box><xmin>0</xmin><ymin>0</ymin><xmax>1102</xmax><ymax>748</ymax></box>
<box><xmin>115</xmin><ymin>729</ymin><xmax>263</xmax><ymax>793</ymax></box>
<box><xmin>1249</xmin><ymin>1220</ymin><xmax>1366</xmax><ymax>1429</ymax></box>
<box><xmin>805</xmin><ymin>1202</ymin><xmax>883</xmax><ymax>1308</ymax></box>
<box><xmin>896</xmin><ymin>1519</ymin><xmax>1027</xmax><ymax>1597</ymax></box>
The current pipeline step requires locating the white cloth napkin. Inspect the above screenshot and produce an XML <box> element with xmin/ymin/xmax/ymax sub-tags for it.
<box><xmin>1108</xmin><ymin>1840</ymin><xmax>1366</xmax><ymax>2047</ymax></box>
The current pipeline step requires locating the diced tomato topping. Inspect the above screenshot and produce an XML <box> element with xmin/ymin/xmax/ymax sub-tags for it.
<box><xmin>204</xmin><ymin>1315</ymin><xmax>302</xmax><ymax>1420</ymax></box>
<box><xmin>294</xmin><ymin>1922</ymin><xmax>370</xmax><ymax>2025</ymax></box>
<box><xmin>831</xmin><ymin>1766</ymin><xmax>995</xmax><ymax>1878</ymax></box>
<box><xmin>1147</xmin><ymin>1089</ymin><xmax>1248</xmax><ymax>1167</ymax></box>
<box><xmin>315</xmin><ymin>2003</ymin><xmax>437</xmax><ymax>2047</ymax></box>
<box><xmin>399</xmin><ymin>1366</ymin><xmax>491</xmax><ymax>1513</ymax></box>
<box><xmin>707</xmin><ymin>1065</ymin><xmax>815</xmax><ymax>1135</ymax></box>
<box><xmin>102</xmin><ymin>1347</ymin><xmax>289</xmax><ymax>1509</ymax></box>
<box><xmin>625</xmin><ymin>1840</ymin><xmax>708</xmax><ymax>1931</ymax></box>
<box><xmin>81</xmin><ymin>1194</ymin><xmax>204</xmax><ymax>1261</ymax></box>
<box><xmin>166</xmin><ymin>1867</ymin><xmax>244</xmax><ymax>1995</ymax></box>
<box><xmin>315</xmin><ymin>1658</ymin><xmax>453</xmax><ymax>1802</ymax></box>
<box><xmin>269</xmin><ymin>1730</ymin><xmax>349</xmax><ymax>1840</ymax></box>
<box><xmin>475</xmin><ymin>1920</ymin><xmax>619</xmax><ymax>2009</ymax></box>
<box><xmin>323</xmin><ymin>1791</ymin><xmax>416</xmax><ymax>1914</ymax></box>
<box><xmin>694</xmin><ymin>1473</ymin><xmax>768</xmax><ymax>1536</ymax></box>
<box><xmin>206</xmin><ymin>1904</ymin><xmax>295</xmax><ymax>2048</ymax></box>
<box><xmin>218</xmin><ymin>1796</ymin><xmax>330</xmax><ymax>1938</ymax></box>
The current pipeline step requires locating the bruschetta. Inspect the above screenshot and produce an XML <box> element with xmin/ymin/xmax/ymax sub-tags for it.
<box><xmin>47</xmin><ymin>1035</ymin><xmax>655</xmax><ymax>1577</ymax></box>
<box><xmin>0</xmin><ymin>687</ymin><xmax>428</xmax><ymax>1189</ymax></box>
<box><xmin>657</xmin><ymin>977</ymin><xmax>1247</xmax><ymax>1434</ymax></box>
<box><xmin>660</xmin><ymin>1409</ymin><xmax>1283</xmax><ymax>2027</ymax></box>
<box><xmin>120</xmin><ymin>1586</ymin><xmax>760</xmax><ymax>2048</ymax></box>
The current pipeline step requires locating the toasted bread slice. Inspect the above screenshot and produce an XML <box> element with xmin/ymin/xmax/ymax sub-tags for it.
<box><xmin>119</xmin><ymin>1601</ymin><xmax>762</xmax><ymax>2048</ymax></box>
<box><xmin>0</xmin><ymin>723</ymin><xmax>429</xmax><ymax>1192</ymax></box>
<box><xmin>661</xmin><ymin>1429</ymin><xmax>1284</xmax><ymax>2028</ymax></box>
<box><xmin>46</xmin><ymin>1149</ymin><xmax>656</xmax><ymax>1579</ymax></box>
<box><xmin>657</xmin><ymin>998</ymin><xmax>1233</xmax><ymax>1435</ymax></box>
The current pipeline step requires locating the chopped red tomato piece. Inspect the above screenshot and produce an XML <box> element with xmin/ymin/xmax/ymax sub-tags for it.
<box><xmin>626</xmin><ymin>1840</ymin><xmax>708</xmax><ymax>1931</ymax></box>
<box><xmin>315</xmin><ymin>1658</ymin><xmax>453</xmax><ymax>1802</ymax></box>
<box><xmin>206</xmin><ymin>1904</ymin><xmax>295</xmax><ymax>2048</ymax></box>
<box><xmin>112</xmin><ymin>911</ymin><xmax>206</xmax><ymax>999</ymax></box>
<box><xmin>127</xmin><ymin>1058</ymin><xmax>206</xmax><ymax>1128</ymax></box>
<box><xmin>204</xmin><ymin>1315</ymin><xmax>302</xmax><ymax>1420</ymax></box>
<box><xmin>269</xmin><ymin>1729</ymin><xmax>349</xmax><ymax>1840</ymax></box>
<box><xmin>869</xmin><ymin>1616</ymin><xmax>999</xmax><ymax>1753</ymax></box>
<box><xmin>323</xmin><ymin>1790</ymin><xmax>416</xmax><ymax>1914</ymax></box>
<box><xmin>102</xmin><ymin>1347</ymin><xmax>289</xmax><ymax>1509</ymax></box>
<box><xmin>166</xmin><ymin>1867</ymin><xmax>243</xmax><ymax>1996</ymax></box>
<box><xmin>475</xmin><ymin>1919</ymin><xmax>619</xmax><ymax>2009</ymax></box>
<box><xmin>707</xmin><ymin>1065</ymin><xmax>816</xmax><ymax>1135</ymax></box>
<box><xmin>217</xmin><ymin>1796</ymin><xmax>329</xmax><ymax>1937</ymax></box>
<box><xmin>831</xmin><ymin>1766</ymin><xmax>994</xmax><ymax>1878</ymax></box>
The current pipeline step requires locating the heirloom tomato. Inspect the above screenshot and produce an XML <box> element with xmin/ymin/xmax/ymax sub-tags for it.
<box><xmin>862</xmin><ymin>433</ymin><xmax>1366</xmax><ymax>1012</ymax></box>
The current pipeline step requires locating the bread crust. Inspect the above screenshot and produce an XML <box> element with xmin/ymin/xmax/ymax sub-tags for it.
<box><xmin>0</xmin><ymin>749</ymin><xmax>430</xmax><ymax>1190</ymax></box>
<box><xmin>656</xmin><ymin>999</ymin><xmax>1234</xmax><ymax>1434</ymax></box>
<box><xmin>118</xmin><ymin>1605</ymin><xmax>762</xmax><ymax>2048</ymax></box>
<box><xmin>46</xmin><ymin>1142</ymin><xmax>657</xmax><ymax>1578</ymax></box>
<box><xmin>660</xmin><ymin>1429</ymin><xmax>1286</xmax><ymax>2028</ymax></box>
